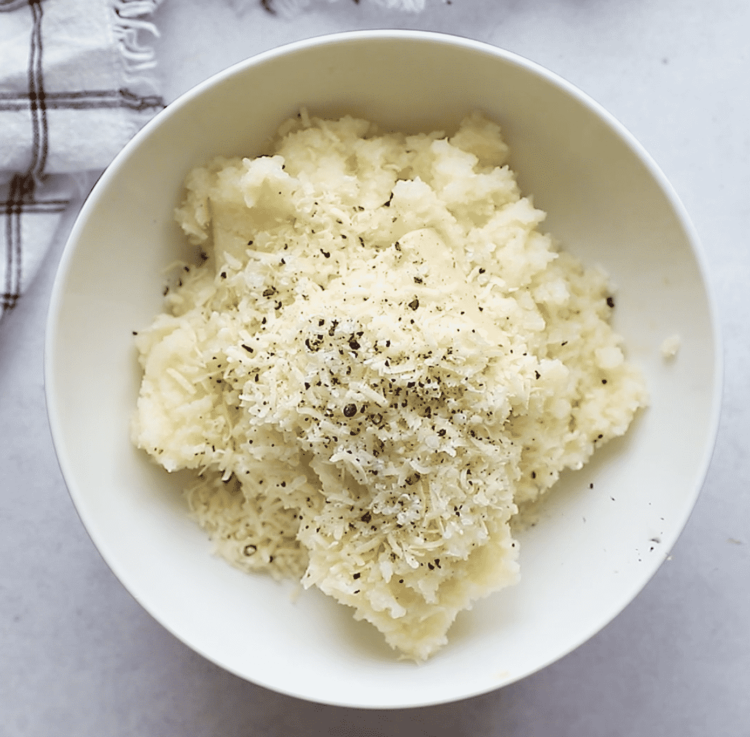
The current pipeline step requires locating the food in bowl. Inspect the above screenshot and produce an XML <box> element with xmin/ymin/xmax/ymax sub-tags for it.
<box><xmin>131</xmin><ymin>109</ymin><xmax>647</xmax><ymax>661</ymax></box>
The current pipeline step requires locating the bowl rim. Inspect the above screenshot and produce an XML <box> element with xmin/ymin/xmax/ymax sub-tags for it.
<box><xmin>44</xmin><ymin>29</ymin><xmax>724</xmax><ymax>708</ymax></box>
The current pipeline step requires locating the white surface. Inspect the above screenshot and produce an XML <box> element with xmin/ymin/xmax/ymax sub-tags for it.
<box><xmin>1</xmin><ymin>0</ymin><xmax>748</xmax><ymax>732</ymax></box>
<box><xmin>43</xmin><ymin>30</ymin><xmax>719</xmax><ymax>710</ymax></box>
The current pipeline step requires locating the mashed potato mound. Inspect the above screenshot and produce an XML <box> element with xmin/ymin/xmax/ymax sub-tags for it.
<box><xmin>131</xmin><ymin>110</ymin><xmax>647</xmax><ymax>661</ymax></box>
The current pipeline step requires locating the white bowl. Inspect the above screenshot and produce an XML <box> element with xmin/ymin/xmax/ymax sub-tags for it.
<box><xmin>45</xmin><ymin>31</ymin><xmax>721</xmax><ymax>708</ymax></box>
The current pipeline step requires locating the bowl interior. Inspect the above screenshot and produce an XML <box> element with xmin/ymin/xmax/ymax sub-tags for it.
<box><xmin>45</xmin><ymin>31</ymin><xmax>719</xmax><ymax>708</ymax></box>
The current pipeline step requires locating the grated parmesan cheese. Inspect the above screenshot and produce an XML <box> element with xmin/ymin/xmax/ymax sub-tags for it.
<box><xmin>131</xmin><ymin>111</ymin><xmax>648</xmax><ymax>661</ymax></box>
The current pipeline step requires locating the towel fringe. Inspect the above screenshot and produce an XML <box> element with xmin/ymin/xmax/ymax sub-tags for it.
<box><xmin>112</xmin><ymin>0</ymin><xmax>162</xmax><ymax>78</ymax></box>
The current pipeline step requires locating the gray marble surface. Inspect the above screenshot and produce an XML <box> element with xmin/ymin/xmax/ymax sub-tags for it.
<box><xmin>2</xmin><ymin>0</ymin><xmax>749</xmax><ymax>734</ymax></box>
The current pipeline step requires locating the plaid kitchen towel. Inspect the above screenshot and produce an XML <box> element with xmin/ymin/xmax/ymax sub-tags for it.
<box><xmin>0</xmin><ymin>0</ymin><xmax>164</xmax><ymax>320</ymax></box>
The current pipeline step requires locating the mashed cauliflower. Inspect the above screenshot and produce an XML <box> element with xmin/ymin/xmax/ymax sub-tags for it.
<box><xmin>131</xmin><ymin>110</ymin><xmax>647</xmax><ymax>661</ymax></box>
